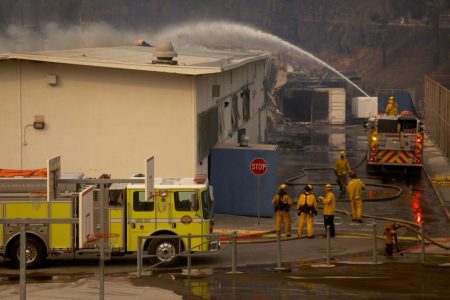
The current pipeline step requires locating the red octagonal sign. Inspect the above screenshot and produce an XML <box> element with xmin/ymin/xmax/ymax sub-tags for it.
<box><xmin>250</xmin><ymin>158</ymin><xmax>268</xmax><ymax>176</ymax></box>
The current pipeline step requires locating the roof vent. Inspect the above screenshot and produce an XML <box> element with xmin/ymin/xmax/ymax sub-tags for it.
<box><xmin>152</xmin><ymin>41</ymin><xmax>178</xmax><ymax>65</ymax></box>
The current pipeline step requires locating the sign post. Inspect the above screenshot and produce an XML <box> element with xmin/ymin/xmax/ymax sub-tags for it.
<box><xmin>250</xmin><ymin>158</ymin><xmax>268</xmax><ymax>224</ymax></box>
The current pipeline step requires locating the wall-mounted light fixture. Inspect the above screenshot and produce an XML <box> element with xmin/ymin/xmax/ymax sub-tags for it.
<box><xmin>23</xmin><ymin>115</ymin><xmax>46</xmax><ymax>146</ymax></box>
<box><xmin>33</xmin><ymin>115</ymin><xmax>45</xmax><ymax>130</ymax></box>
<box><xmin>33</xmin><ymin>121</ymin><xmax>45</xmax><ymax>130</ymax></box>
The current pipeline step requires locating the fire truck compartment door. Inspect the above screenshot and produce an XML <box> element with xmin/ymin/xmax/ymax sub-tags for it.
<box><xmin>78</xmin><ymin>185</ymin><xmax>95</xmax><ymax>248</ymax></box>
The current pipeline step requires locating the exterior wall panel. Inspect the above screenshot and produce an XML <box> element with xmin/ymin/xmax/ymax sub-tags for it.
<box><xmin>0</xmin><ymin>60</ymin><xmax>21</xmax><ymax>168</ymax></box>
<box><xmin>1</xmin><ymin>61</ymin><xmax>194</xmax><ymax>178</ymax></box>
<box><xmin>195</xmin><ymin>60</ymin><xmax>268</xmax><ymax>174</ymax></box>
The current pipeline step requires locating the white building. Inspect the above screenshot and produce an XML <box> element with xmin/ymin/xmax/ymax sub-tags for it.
<box><xmin>0</xmin><ymin>44</ymin><xmax>270</xmax><ymax>177</ymax></box>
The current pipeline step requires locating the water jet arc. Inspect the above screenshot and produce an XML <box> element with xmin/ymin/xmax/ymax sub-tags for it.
<box><xmin>156</xmin><ymin>21</ymin><xmax>370</xmax><ymax>97</ymax></box>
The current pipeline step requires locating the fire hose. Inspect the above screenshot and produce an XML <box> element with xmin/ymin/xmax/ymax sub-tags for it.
<box><xmin>284</xmin><ymin>167</ymin><xmax>402</xmax><ymax>202</ymax></box>
<box><xmin>334</xmin><ymin>209</ymin><xmax>449</xmax><ymax>250</ymax></box>
<box><xmin>284</xmin><ymin>166</ymin><xmax>449</xmax><ymax>250</ymax></box>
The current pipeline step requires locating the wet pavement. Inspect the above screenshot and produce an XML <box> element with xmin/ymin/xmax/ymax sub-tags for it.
<box><xmin>1</xmin><ymin>123</ymin><xmax>449</xmax><ymax>299</ymax></box>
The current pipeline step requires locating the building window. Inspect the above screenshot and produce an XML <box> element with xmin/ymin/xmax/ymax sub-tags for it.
<box><xmin>242</xmin><ymin>88</ymin><xmax>250</xmax><ymax>122</ymax></box>
<box><xmin>198</xmin><ymin>106</ymin><xmax>219</xmax><ymax>162</ymax></box>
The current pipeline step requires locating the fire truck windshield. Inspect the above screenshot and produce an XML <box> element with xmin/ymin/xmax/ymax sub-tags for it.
<box><xmin>378</xmin><ymin>119</ymin><xmax>398</xmax><ymax>133</ymax></box>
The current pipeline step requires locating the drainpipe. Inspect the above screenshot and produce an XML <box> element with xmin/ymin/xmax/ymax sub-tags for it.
<box><xmin>18</xmin><ymin>60</ymin><xmax>23</xmax><ymax>168</ymax></box>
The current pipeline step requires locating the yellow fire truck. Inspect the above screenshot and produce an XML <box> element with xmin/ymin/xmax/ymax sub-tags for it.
<box><xmin>366</xmin><ymin>113</ymin><xmax>424</xmax><ymax>174</ymax></box>
<box><xmin>0</xmin><ymin>157</ymin><xmax>218</xmax><ymax>268</ymax></box>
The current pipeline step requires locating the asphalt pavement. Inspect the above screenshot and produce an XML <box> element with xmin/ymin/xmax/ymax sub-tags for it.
<box><xmin>1</xmin><ymin>133</ymin><xmax>449</xmax><ymax>299</ymax></box>
<box><xmin>213</xmin><ymin>132</ymin><xmax>450</xmax><ymax>259</ymax></box>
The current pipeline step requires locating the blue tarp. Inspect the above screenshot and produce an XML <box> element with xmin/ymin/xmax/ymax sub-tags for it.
<box><xmin>211</xmin><ymin>144</ymin><xmax>278</xmax><ymax>217</ymax></box>
<box><xmin>378</xmin><ymin>91</ymin><xmax>416</xmax><ymax>114</ymax></box>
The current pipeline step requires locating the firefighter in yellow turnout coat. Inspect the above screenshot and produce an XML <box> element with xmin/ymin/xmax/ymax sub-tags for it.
<box><xmin>385</xmin><ymin>96</ymin><xmax>398</xmax><ymax>116</ymax></box>
<box><xmin>297</xmin><ymin>184</ymin><xmax>318</xmax><ymax>238</ymax></box>
<box><xmin>272</xmin><ymin>183</ymin><xmax>293</xmax><ymax>236</ymax></box>
<box><xmin>318</xmin><ymin>184</ymin><xmax>336</xmax><ymax>237</ymax></box>
<box><xmin>347</xmin><ymin>172</ymin><xmax>365</xmax><ymax>223</ymax></box>
<box><xmin>384</xmin><ymin>222</ymin><xmax>402</xmax><ymax>256</ymax></box>
<box><xmin>335</xmin><ymin>151</ymin><xmax>352</xmax><ymax>193</ymax></box>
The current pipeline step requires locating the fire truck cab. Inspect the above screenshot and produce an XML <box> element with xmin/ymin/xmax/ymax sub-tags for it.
<box><xmin>366</xmin><ymin>114</ymin><xmax>424</xmax><ymax>174</ymax></box>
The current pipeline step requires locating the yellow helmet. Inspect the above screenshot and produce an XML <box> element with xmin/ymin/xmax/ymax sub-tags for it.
<box><xmin>325</xmin><ymin>184</ymin><xmax>333</xmax><ymax>190</ymax></box>
<box><xmin>389</xmin><ymin>96</ymin><xmax>395</xmax><ymax>100</ymax></box>
<box><xmin>279</xmin><ymin>183</ymin><xmax>287</xmax><ymax>190</ymax></box>
<box><xmin>339</xmin><ymin>151</ymin><xmax>346</xmax><ymax>157</ymax></box>
<box><xmin>304</xmin><ymin>184</ymin><xmax>313</xmax><ymax>191</ymax></box>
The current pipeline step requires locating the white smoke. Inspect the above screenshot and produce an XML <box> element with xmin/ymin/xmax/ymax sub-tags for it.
<box><xmin>0</xmin><ymin>22</ymin><xmax>152</xmax><ymax>52</ymax></box>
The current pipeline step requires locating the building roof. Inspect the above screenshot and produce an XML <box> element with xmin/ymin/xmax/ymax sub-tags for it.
<box><xmin>0</xmin><ymin>46</ymin><xmax>270</xmax><ymax>75</ymax></box>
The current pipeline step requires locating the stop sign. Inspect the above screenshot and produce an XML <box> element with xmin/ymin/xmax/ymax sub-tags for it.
<box><xmin>250</xmin><ymin>158</ymin><xmax>268</xmax><ymax>176</ymax></box>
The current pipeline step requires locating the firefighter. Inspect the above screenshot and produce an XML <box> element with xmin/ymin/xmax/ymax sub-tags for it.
<box><xmin>384</xmin><ymin>222</ymin><xmax>402</xmax><ymax>256</ymax></box>
<box><xmin>272</xmin><ymin>183</ymin><xmax>293</xmax><ymax>237</ymax></box>
<box><xmin>385</xmin><ymin>96</ymin><xmax>398</xmax><ymax>116</ymax></box>
<box><xmin>347</xmin><ymin>171</ymin><xmax>365</xmax><ymax>223</ymax></box>
<box><xmin>297</xmin><ymin>184</ymin><xmax>318</xmax><ymax>238</ymax></box>
<box><xmin>318</xmin><ymin>184</ymin><xmax>336</xmax><ymax>237</ymax></box>
<box><xmin>335</xmin><ymin>151</ymin><xmax>352</xmax><ymax>193</ymax></box>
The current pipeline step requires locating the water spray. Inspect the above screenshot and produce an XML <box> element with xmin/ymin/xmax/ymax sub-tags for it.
<box><xmin>155</xmin><ymin>21</ymin><xmax>370</xmax><ymax>97</ymax></box>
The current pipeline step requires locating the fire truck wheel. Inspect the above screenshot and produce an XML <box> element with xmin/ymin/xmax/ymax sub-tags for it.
<box><xmin>366</xmin><ymin>164</ymin><xmax>379</xmax><ymax>175</ymax></box>
<box><xmin>148</xmin><ymin>237</ymin><xmax>182</xmax><ymax>267</ymax></box>
<box><xmin>9</xmin><ymin>236</ymin><xmax>47</xmax><ymax>269</ymax></box>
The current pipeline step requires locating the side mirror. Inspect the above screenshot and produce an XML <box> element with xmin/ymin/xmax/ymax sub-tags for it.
<box><xmin>191</xmin><ymin>193</ymin><xmax>199</xmax><ymax>211</ymax></box>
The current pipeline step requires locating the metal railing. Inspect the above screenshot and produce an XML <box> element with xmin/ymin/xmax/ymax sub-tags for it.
<box><xmin>425</xmin><ymin>75</ymin><xmax>450</xmax><ymax>160</ymax></box>
<box><xmin>135</xmin><ymin>223</ymin><xmax>429</xmax><ymax>277</ymax></box>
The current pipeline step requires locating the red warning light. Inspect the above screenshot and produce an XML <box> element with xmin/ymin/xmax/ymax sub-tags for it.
<box><xmin>194</xmin><ymin>174</ymin><xmax>206</xmax><ymax>184</ymax></box>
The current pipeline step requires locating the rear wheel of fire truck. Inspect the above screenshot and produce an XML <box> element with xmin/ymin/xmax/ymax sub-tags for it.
<box><xmin>9</xmin><ymin>235</ymin><xmax>47</xmax><ymax>269</ymax></box>
<box><xmin>148</xmin><ymin>237</ymin><xmax>182</xmax><ymax>267</ymax></box>
<box><xmin>366</xmin><ymin>164</ymin><xmax>379</xmax><ymax>175</ymax></box>
<box><xmin>407</xmin><ymin>166</ymin><xmax>422</xmax><ymax>176</ymax></box>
